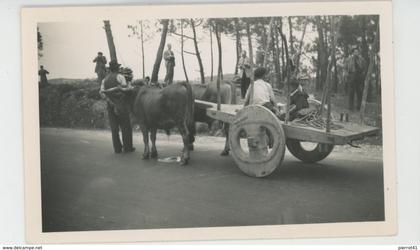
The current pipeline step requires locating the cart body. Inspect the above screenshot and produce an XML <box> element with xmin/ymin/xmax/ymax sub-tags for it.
<box><xmin>195</xmin><ymin>100</ymin><xmax>378</xmax><ymax>145</ymax></box>
<box><xmin>195</xmin><ymin>99</ymin><xmax>379</xmax><ymax>177</ymax></box>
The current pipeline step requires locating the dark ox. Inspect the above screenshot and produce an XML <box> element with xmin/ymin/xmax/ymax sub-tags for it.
<box><xmin>107</xmin><ymin>80</ymin><xmax>195</xmax><ymax>165</ymax></box>
<box><xmin>192</xmin><ymin>80</ymin><xmax>234</xmax><ymax>155</ymax></box>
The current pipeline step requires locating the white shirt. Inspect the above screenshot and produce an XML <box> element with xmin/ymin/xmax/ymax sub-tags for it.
<box><xmin>100</xmin><ymin>73</ymin><xmax>128</xmax><ymax>92</ymax></box>
<box><xmin>245</xmin><ymin>79</ymin><xmax>275</xmax><ymax>106</ymax></box>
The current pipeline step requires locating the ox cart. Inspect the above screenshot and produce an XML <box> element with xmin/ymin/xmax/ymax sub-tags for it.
<box><xmin>195</xmin><ymin>99</ymin><xmax>379</xmax><ymax>178</ymax></box>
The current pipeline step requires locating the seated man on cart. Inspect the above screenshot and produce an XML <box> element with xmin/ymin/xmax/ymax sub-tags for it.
<box><xmin>286</xmin><ymin>79</ymin><xmax>310</xmax><ymax>121</ymax></box>
<box><xmin>244</xmin><ymin>67</ymin><xmax>309</xmax><ymax>121</ymax></box>
<box><xmin>244</xmin><ymin>67</ymin><xmax>281</xmax><ymax>115</ymax></box>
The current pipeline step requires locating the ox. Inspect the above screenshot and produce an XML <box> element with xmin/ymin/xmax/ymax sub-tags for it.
<box><xmin>192</xmin><ymin>80</ymin><xmax>235</xmax><ymax>156</ymax></box>
<box><xmin>106</xmin><ymin>81</ymin><xmax>195</xmax><ymax>165</ymax></box>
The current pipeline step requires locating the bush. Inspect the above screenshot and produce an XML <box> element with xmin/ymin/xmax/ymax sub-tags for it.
<box><xmin>39</xmin><ymin>78</ymin><xmax>224</xmax><ymax>136</ymax></box>
<box><xmin>39</xmin><ymin>79</ymin><xmax>109</xmax><ymax>129</ymax></box>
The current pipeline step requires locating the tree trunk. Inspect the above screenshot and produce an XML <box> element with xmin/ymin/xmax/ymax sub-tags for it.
<box><xmin>246</xmin><ymin>22</ymin><xmax>254</xmax><ymax>66</ymax></box>
<box><xmin>295</xmin><ymin>19</ymin><xmax>308</xmax><ymax>73</ymax></box>
<box><xmin>258</xmin><ymin>27</ymin><xmax>268</xmax><ymax>66</ymax></box>
<box><xmin>263</xmin><ymin>17</ymin><xmax>274</xmax><ymax>68</ymax></box>
<box><xmin>360</xmin><ymin>51</ymin><xmax>374</xmax><ymax>124</ymax></box>
<box><xmin>246</xmin><ymin>21</ymin><xmax>254</xmax><ymax>103</ymax></box>
<box><xmin>315</xmin><ymin>16</ymin><xmax>328</xmax><ymax>91</ymax></box>
<box><xmin>151</xmin><ymin>19</ymin><xmax>169</xmax><ymax>83</ymax></box>
<box><xmin>273</xmin><ymin>24</ymin><xmax>282</xmax><ymax>89</ymax></box>
<box><xmin>190</xmin><ymin>19</ymin><xmax>205</xmax><ymax>84</ymax></box>
<box><xmin>315</xmin><ymin>58</ymin><xmax>321</xmax><ymax>91</ymax></box>
<box><xmin>215</xmin><ymin>23</ymin><xmax>222</xmax><ymax>111</ymax></box>
<box><xmin>220</xmin><ymin>63</ymin><xmax>224</xmax><ymax>80</ymax></box>
<box><xmin>375</xmin><ymin>53</ymin><xmax>381</xmax><ymax>100</ymax></box>
<box><xmin>361</xmin><ymin>16</ymin><xmax>369</xmax><ymax>67</ymax></box>
<box><xmin>278</xmin><ymin>17</ymin><xmax>286</xmax><ymax>81</ymax></box>
<box><xmin>180</xmin><ymin>20</ymin><xmax>189</xmax><ymax>83</ymax></box>
<box><xmin>37</xmin><ymin>27</ymin><xmax>43</xmax><ymax>59</ymax></box>
<box><xmin>341</xmin><ymin>16</ymin><xmax>351</xmax><ymax>58</ymax></box>
<box><xmin>103</xmin><ymin>20</ymin><xmax>117</xmax><ymax>62</ymax></box>
<box><xmin>140</xmin><ymin>21</ymin><xmax>145</xmax><ymax>78</ymax></box>
<box><xmin>288</xmin><ymin>17</ymin><xmax>295</xmax><ymax>56</ymax></box>
<box><xmin>234</xmin><ymin>18</ymin><xmax>242</xmax><ymax>75</ymax></box>
<box><xmin>210</xmin><ymin>24</ymin><xmax>214</xmax><ymax>82</ymax></box>
<box><xmin>320</xmin><ymin>16</ymin><xmax>338</xmax><ymax>122</ymax></box>
<box><xmin>332</xmin><ymin>52</ymin><xmax>338</xmax><ymax>92</ymax></box>
<box><xmin>278</xmin><ymin>20</ymin><xmax>291</xmax><ymax>123</ymax></box>
<box><xmin>360</xmin><ymin>16</ymin><xmax>371</xmax><ymax>101</ymax></box>
<box><xmin>360</xmin><ymin>23</ymin><xmax>379</xmax><ymax>124</ymax></box>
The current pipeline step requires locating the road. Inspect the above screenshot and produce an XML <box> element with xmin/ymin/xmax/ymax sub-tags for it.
<box><xmin>40</xmin><ymin>128</ymin><xmax>384</xmax><ymax>232</ymax></box>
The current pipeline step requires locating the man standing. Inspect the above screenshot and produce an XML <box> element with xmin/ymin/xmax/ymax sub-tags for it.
<box><xmin>163</xmin><ymin>43</ymin><xmax>175</xmax><ymax>85</ymax></box>
<box><xmin>38</xmin><ymin>65</ymin><xmax>49</xmax><ymax>86</ymax></box>
<box><xmin>238</xmin><ymin>50</ymin><xmax>252</xmax><ymax>99</ymax></box>
<box><xmin>345</xmin><ymin>47</ymin><xmax>365</xmax><ymax>110</ymax></box>
<box><xmin>100</xmin><ymin>60</ymin><xmax>135</xmax><ymax>154</ymax></box>
<box><xmin>93</xmin><ymin>52</ymin><xmax>107</xmax><ymax>84</ymax></box>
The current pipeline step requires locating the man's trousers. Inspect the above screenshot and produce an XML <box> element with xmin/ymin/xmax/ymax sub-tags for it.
<box><xmin>240</xmin><ymin>72</ymin><xmax>251</xmax><ymax>99</ymax></box>
<box><xmin>164</xmin><ymin>63</ymin><xmax>175</xmax><ymax>85</ymax></box>
<box><xmin>107</xmin><ymin>103</ymin><xmax>133</xmax><ymax>153</ymax></box>
<box><xmin>348</xmin><ymin>73</ymin><xmax>364</xmax><ymax>111</ymax></box>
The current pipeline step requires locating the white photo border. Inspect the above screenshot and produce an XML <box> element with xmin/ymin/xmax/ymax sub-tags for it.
<box><xmin>21</xmin><ymin>0</ymin><xmax>396</xmax><ymax>243</ymax></box>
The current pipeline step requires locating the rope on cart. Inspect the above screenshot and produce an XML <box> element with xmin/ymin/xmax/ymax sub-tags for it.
<box><xmin>293</xmin><ymin>109</ymin><xmax>343</xmax><ymax>130</ymax></box>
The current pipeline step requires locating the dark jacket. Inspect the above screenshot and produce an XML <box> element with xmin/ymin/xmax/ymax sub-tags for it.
<box><xmin>93</xmin><ymin>55</ymin><xmax>107</xmax><ymax>73</ymax></box>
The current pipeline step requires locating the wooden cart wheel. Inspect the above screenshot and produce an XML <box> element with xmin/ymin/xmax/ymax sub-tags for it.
<box><xmin>229</xmin><ymin>105</ymin><xmax>285</xmax><ymax>177</ymax></box>
<box><xmin>286</xmin><ymin>139</ymin><xmax>334</xmax><ymax>163</ymax></box>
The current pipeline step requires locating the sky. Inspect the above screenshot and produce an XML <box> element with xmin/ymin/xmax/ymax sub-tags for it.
<box><xmin>38</xmin><ymin>17</ymin><xmax>319</xmax><ymax>82</ymax></box>
<box><xmin>38</xmin><ymin>19</ymin><xmax>245</xmax><ymax>81</ymax></box>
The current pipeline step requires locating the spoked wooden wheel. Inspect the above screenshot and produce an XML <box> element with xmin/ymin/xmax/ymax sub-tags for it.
<box><xmin>229</xmin><ymin>105</ymin><xmax>285</xmax><ymax>177</ymax></box>
<box><xmin>286</xmin><ymin>139</ymin><xmax>334</xmax><ymax>163</ymax></box>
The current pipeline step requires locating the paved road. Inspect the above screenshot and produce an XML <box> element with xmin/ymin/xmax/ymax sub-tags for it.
<box><xmin>40</xmin><ymin>128</ymin><xmax>384</xmax><ymax>232</ymax></box>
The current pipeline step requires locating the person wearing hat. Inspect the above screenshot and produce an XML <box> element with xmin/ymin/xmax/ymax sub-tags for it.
<box><xmin>100</xmin><ymin>60</ymin><xmax>135</xmax><ymax>154</ymax></box>
<box><xmin>238</xmin><ymin>50</ymin><xmax>252</xmax><ymax>99</ymax></box>
<box><xmin>345</xmin><ymin>46</ymin><xmax>366</xmax><ymax>110</ymax></box>
<box><xmin>244</xmin><ymin>67</ymin><xmax>281</xmax><ymax>116</ymax></box>
<box><xmin>164</xmin><ymin>43</ymin><xmax>175</xmax><ymax>85</ymax></box>
<box><xmin>93</xmin><ymin>52</ymin><xmax>107</xmax><ymax>84</ymax></box>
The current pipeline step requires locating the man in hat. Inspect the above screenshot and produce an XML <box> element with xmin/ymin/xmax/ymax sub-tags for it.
<box><xmin>238</xmin><ymin>50</ymin><xmax>252</xmax><ymax>99</ymax></box>
<box><xmin>93</xmin><ymin>52</ymin><xmax>107</xmax><ymax>84</ymax></box>
<box><xmin>38</xmin><ymin>65</ymin><xmax>49</xmax><ymax>86</ymax></box>
<box><xmin>345</xmin><ymin>46</ymin><xmax>366</xmax><ymax>110</ymax></box>
<box><xmin>100</xmin><ymin>60</ymin><xmax>135</xmax><ymax>154</ymax></box>
<box><xmin>163</xmin><ymin>43</ymin><xmax>175</xmax><ymax>85</ymax></box>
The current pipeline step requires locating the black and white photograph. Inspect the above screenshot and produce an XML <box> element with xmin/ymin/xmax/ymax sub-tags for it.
<box><xmin>21</xmin><ymin>1</ymin><xmax>396</xmax><ymax>243</ymax></box>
